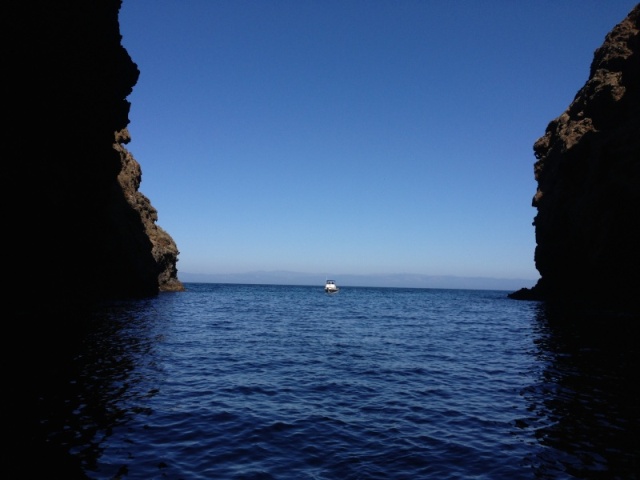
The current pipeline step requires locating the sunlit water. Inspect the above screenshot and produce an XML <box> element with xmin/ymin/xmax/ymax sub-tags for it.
<box><xmin>15</xmin><ymin>284</ymin><xmax>639</xmax><ymax>479</ymax></box>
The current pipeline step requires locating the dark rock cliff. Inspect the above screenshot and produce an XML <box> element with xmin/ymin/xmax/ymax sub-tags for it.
<box><xmin>7</xmin><ymin>0</ymin><xmax>184</xmax><ymax>322</ymax></box>
<box><xmin>510</xmin><ymin>5</ymin><xmax>639</xmax><ymax>315</ymax></box>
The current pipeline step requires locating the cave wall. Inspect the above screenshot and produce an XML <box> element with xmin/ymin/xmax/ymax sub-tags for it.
<box><xmin>7</xmin><ymin>0</ymin><xmax>183</xmax><ymax>319</ymax></box>
<box><xmin>510</xmin><ymin>5</ymin><xmax>639</xmax><ymax>314</ymax></box>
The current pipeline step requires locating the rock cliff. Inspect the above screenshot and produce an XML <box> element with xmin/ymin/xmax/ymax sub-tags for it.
<box><xmin>510</xmin><ymin>5</ymin><xmax>639</xmax><ymax>315</ymax></box>
<box><xmin>7</xmin><ymin>0</ymin><xmax>184</xmax><ymax>321</ymax></box>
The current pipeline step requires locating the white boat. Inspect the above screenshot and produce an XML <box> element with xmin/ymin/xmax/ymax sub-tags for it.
<box><xmin>324</xmin><ymin>279</ymin><xmax>339</xmax><ymax>294</ymax></box>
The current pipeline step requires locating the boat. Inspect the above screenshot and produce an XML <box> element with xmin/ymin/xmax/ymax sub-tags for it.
<box><xmin>324</xmin><ymin>279</ymin><xmax>339</xmax><ymax>294</ymax></box>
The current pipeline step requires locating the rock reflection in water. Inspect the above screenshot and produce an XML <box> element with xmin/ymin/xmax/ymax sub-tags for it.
<box><xmin>521</xmin><ymin>304</ymin><xmax>639</xmax><ymax>479</ymax></box>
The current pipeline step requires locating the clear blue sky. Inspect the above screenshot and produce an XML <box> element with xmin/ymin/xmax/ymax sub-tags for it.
<box><xmin>118</xmin><ymin>1</ymin><xmax>637</xmax><ymax>286</ymax></box>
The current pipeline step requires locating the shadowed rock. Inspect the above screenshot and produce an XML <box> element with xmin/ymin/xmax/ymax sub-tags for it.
<box><xmin>7</xmin><ymin>0</ymin><xmax>184</xmax><ymax>323</ymax></box>
<box><xmin>510</xmin><ymin>5</ymin><xmax>639</xmax><ymax>316</ymax></box>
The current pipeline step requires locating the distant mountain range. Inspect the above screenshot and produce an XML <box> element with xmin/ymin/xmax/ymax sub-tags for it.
<box><xmin>178</xmin><ymin>271</ymin><xmax>538</xmax><ymax>292</ymax></box>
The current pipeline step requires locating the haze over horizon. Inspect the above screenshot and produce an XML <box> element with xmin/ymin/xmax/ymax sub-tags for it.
<box><xmin>118</xmin><ymin>1</ymin><xmax>637</xmax><ymax>290</ymax></box>
<box><xmin>179</xmin><ymin>269</ymin><xmax>540</xmax><ymax>291</ymax></box>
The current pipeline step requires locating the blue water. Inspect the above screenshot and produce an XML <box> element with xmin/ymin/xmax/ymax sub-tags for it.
<box><xmin>19</xmin><ymin>283</ymin><xmax>639</xmax><ymax>479</ymax></box>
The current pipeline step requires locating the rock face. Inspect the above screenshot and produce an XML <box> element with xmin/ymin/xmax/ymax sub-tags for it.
<box><xmin>114</xmin><ymin>129</ymin><xmax>186</xmax><ymax>294</ymax></box>
<box><xmin>7</xmin><ymin>0</ymin><xmax>183</xmax><ymax>320</ymax></box>
<box><xmin>510</xmin><ymin>5</ymin><xmax>639</xmax><ymax>314</ymax></box>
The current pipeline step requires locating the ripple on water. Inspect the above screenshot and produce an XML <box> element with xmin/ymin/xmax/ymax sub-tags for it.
<box><xmin>34</xmin><ymin>285</ymin><xmax>639</xmax><ymax>479</ymax></box>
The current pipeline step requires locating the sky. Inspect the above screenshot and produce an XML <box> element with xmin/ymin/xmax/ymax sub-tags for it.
<box><xmin>118</xmin><ymin>1</ymin><xmax>638</xmax><ymax>288</ymax></box>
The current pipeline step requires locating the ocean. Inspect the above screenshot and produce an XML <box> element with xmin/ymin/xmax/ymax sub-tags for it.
<box><xmin>13</xmin><ymin>283</ymin><xmax>638</xmax><ymax>479</ymax></box>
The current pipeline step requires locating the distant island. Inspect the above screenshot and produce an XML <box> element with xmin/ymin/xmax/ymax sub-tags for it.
<box><xmin>179</xmin><ymin>271</ymin><xmax>537</xmax><ymax>291</ymax></box>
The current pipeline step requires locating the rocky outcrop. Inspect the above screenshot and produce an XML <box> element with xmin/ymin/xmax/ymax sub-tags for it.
<box><xmin>510</xmin><ymin>5</ymin><xmax>639</xmax><ymax>315</ymax></box>
<box><xmin>114</xmin><ymin>129</ymin><xmax>185</xmax><ymax>293</ymax></box>
<box><xmin>7</xmin><ymin>0</ymin><xmax>183</xmax><ymax>321</ymax></box>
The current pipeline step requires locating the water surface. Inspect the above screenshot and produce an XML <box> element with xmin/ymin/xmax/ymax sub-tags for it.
<box><xmin>14</xmin><ymin>284</ymin><xmax>639</xmax><ymax>479</ymax></box>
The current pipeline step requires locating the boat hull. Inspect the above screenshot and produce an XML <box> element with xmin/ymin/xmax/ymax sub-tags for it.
<box><xmin>324</xmin><ymin>280</ymin><xmax>339</xmax><ymax>293</ymax></box>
